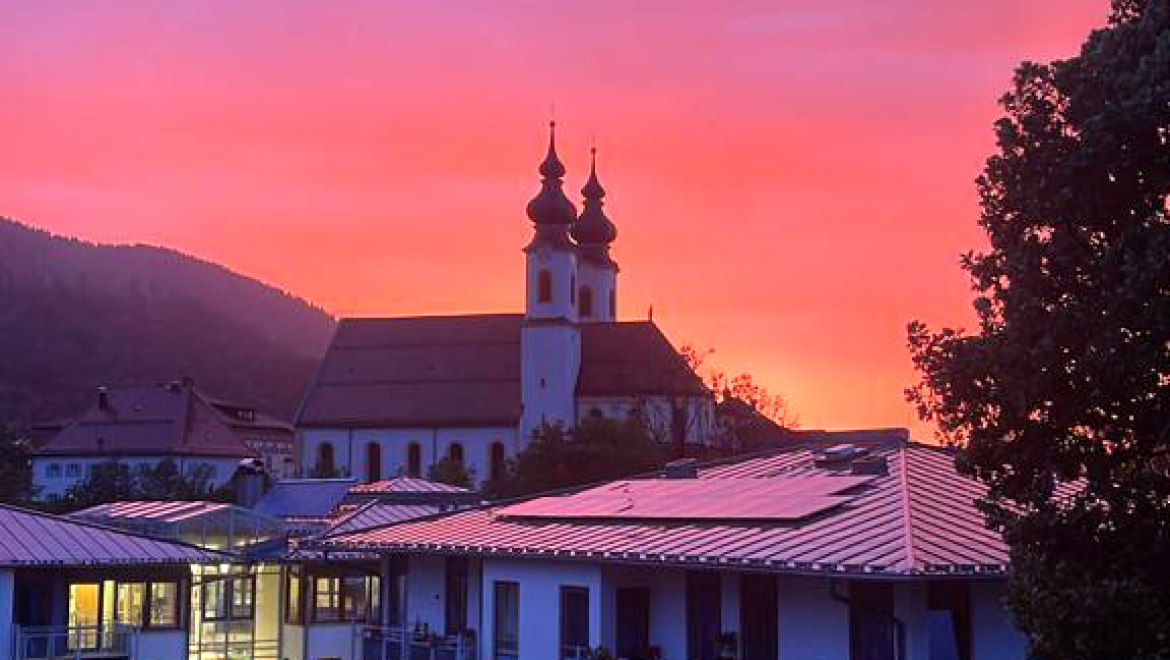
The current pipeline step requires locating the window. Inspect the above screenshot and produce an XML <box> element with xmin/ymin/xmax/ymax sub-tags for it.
<box><xmin>579</xmin><ymin>286</ymin><xmax>594</xmax><ymax>318</ymax></box>
<box><xmin>570</xmin><ymin>274</ymin><xmax>576</xmax><ymax>304</ymax></box>
<box><xmin>740</xmin><ymin>575</ymin><xmax>777</xmax><ymax>660</ymax></box>
<box><xmin>489</xmin><ymin>442</ymin><xmax>507</xmax><ymax>481</ymax></box>
<box><xmin>928</xmin><ymin>583</ymin><xmax>971</xmax><ymax>660</ymax></box>
<box><xmin>538</xmin><ymin>269</ymin><xmax>552</xmax><ymax>303</ymax></box>
<box><xmin>609</xmin><ymin>288</ymin><xmax>616</xmax><ymax>318</ymax></box>
<box><xmin>313</xmin><ymin>577</ymin><xmax>342</xmax><ymax>622</ymax></box>
<box><xmin>686</xmin><ymin>572</ymin><xmax>721</xmax><ymax>660</ymax></box>
<box><xmin>407</xmin><ymin>443</ymin><xmax>422</xmax><ymax>478</ymax></box>
<box><xmin>316</xmin><ymin>443</ymin><xmax>335</xmax><ymax>477</ymax></box>
<box><xmin>616</xmin><ymin>587</ymin><xmax>651</xmax><ymax>660</ymax></box>
<box><xmin>202</xmin><ymin>575</ymin><xmax>255</xmax><ymax>621</ymax></box>
<box><xmin>365</xmin><ymin>442</ymin><xmax>381</xmax><ymax>483</ymax></box>
<box><xmin>68</xmin><ymin>583</ymin><xmax>100</xmax><ymax>650</ymax></box>
<box><xmin>115</xmin><ymin>583</ymin><xmax>144</xmax><ymax>626</ymax></box>
<box><xmin>47</xmin><ymin>463</ymin><xmax>61</xmax><ymax>479</ymax></box>
<box><xmin>286</xmin><ymin>569</ymin><xmax>304</xmax><ymax>625</ymax></box>
<box><xmin>445</xmin><ymin>558</ymin><xmax>469</xmax><ymax>634</ymax></box>
<box><xmin>65</xmin><ymin>463</ymin><xmax>81</xmax><ymax>478</ymax></box>
<box><xmin>560</xmin><ymin>586</ymin><xmax>590</xmax><ymax>659</ymax></box>
<box><xmin>448</xmin><ymin>443</ymin><xmax>464</xmax><ymax>466</ymax></box>
<box><xmin>148</xmin><ymin>582</ymin><xmax>179</xmax><ymax>628</ymax></box>
<box><xmin>849</xmin><ymin>582</ymin><xmax>897</xmax><ymax>660</ymax></box>
<box><xmin>494</xmin><ymin>581</ymin><xmax>519</xmax><ymax>660</ymax></box>
<box><xmin>312</xmin><ymin>573</ymin><xmax>380</xmax><ymax>623</ymax></box>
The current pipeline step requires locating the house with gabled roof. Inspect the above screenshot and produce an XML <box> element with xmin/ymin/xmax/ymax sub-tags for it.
<box><xmin>295</xmin><ymin>125</ymin><xmax>715</xmax><ymax>488</ymax></box>
<box><xmin>33</xmin><ymin>378</ymin><xmax>294</xmax><ymax>500</ymax></box>
<box><xmin>0</xmin><ymin>503</ymin><xmax>226</xmax><ymax>660</ymax></box>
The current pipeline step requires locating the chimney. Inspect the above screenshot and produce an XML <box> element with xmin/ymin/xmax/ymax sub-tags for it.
<box><xmin>97</xmin><ymin>386</ymin><xmax>110</xmax><ymax>410</ymax></box>
<box><xmin>850</xmin><ymin>455</ymin><xmax>889</xmax><ymax>476</ymax></box>
<box><xmin>663</xmin><ymin>457</ymin><xmax>698</xmax><ymax>479</ymax></box>
<box><xmin>235</xmin><ymin>458</ymin><xmax>267</xmax><ymax>507</ymax></box>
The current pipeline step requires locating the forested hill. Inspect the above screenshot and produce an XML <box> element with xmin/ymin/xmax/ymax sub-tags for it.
<box><xmin>0</xmin><ymin>218</ymin><xmax>336</xmax><ymax>427</ymax></box>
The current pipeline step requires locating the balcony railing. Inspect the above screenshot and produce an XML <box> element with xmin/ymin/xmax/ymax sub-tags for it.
<box><xmin>14</xmin><ymin>624</ymin><xmax>137</xmax><ymax>660</ymax></box>
<box><xmin>187</xmin><ymin>638</ymin><xmax>280</xmax><ymax>660</ymax></box>
<box><xmin>361</xmin><ymin>625</ymin><xmax>476</xmax><ymax>660</ymax></box>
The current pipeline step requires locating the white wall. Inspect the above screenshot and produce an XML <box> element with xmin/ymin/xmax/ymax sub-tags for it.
<box><xmin>406</xmin><ymin>555</ymin><xmax>446</xmax><ymax>632</ymax></box>
<box><xmin>31</xmin><ymin>455</ymin><xmax>241</xmax><ymax>499</ymax></box>
<box><xmin>480</xmin><ymin>558</ymin><xmax>603</xmax><ymax>660</ymax></box>
<box><xmin>577</xmin><ymin>394</ymin><xmax>717</xmax><ymax>445</ymax></box>
<box><xmin>0</xmin><ymin>569</ymin><xmax>12</xmax><ymax>660</ymax></box>
<box><xmin>600</xmin><ymin>564</ymin><xmax>687</xmax><ymax>659</ymax></box>
<box><xmin>134</xmin><ymin>630</ymin><xmax>187</xmax><ymax>660</ymax></box>
<box><xmin>303</xmin><ymin>623</ymin><xmax>360</xmax><ymax>660</ymax></box>
<box><xmin>777</xmin><ymin>576</ymin><xmax>850</xmax><ymax>660</ymax></box>
<box><xmin>970</xmin><ymin>581</ymin><xmax>1026</xmax><ymax>660</ymax></box>
<box><xmin>299</xmin><ymin>427</ymin><xmax>518</xmax><ymax>487</ymax></box>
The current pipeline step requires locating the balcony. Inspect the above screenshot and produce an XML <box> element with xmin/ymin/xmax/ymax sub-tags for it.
<box><xmin>361</xmin><ymin>625</ymin><xmax>476</xmax><ymax>660</ymax></box>
<box><xmin>14</xmin><ymin>624</ymin><xmax>137</xmax><ymax>660</ymax></box>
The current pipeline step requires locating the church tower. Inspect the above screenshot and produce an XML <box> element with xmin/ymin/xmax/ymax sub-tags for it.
<box><xmin>571</xmin><ymin>148</ymin><xmax>619</xmax><ymax>322</ymax></box>
<box><xmin>521</xmin><ymin>122</ymin><xmax>581</xmax><ymax>440</ymax></box>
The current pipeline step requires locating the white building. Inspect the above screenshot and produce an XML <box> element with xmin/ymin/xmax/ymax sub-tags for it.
<box><xmin>295</xmin><ymin>124</ymin><xmax>715</xmax><ymax>487</ymax></box>
<box><xmin>309</xmin><ymin>436</ymin><xmax>1028</xmax><ymax>660</ymax></box>
<box><xmin>32</xmin><ymin>379</ymin><xmax>295</xmax><ymax>500</ymax></box>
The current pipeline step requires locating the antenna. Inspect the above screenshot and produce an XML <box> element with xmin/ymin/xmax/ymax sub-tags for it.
<box><xmin>648</xmin><ymin>304</ymin><xmax>654</xmax><ymax>322</ymax></box>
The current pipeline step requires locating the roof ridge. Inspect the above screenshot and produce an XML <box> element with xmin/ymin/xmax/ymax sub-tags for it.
<box><xmin>340</xmin><ymin>313</ymin><xmax>524</xmax><ymax>322</ymax></box>
<box><xmin>898</xmin><ymin>446</ymin><xmax>918</xmax><ymax>573</ymax></box>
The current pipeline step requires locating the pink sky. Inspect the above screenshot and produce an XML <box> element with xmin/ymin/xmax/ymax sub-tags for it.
<box><xmin>0</xmin><ymin>1</ymin><xmax>1109</xmax><ymax>435</ymax></box>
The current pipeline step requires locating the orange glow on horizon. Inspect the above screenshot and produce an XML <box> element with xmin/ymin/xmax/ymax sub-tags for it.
<box><xmin>0</xmin><ymin>1</ymin><xmax>1111</xmax><ymax>437</ymax></box>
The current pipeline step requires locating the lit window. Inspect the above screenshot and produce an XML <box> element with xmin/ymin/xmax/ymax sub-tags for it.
<box><xmin>116</xmin><ymin>583</ymin><xmax>144</xmax><ymax>626</ymax></box>
<box><xmin>314</xmin><ymin>577</ymin><xmax>342</xmax><ymax>622</ymax></box>
<box><xmin>148</xmin><ymin>582</ymin><xmax>179</xmax><ymax>628</ymax></box>
<box><xmin>203</xmin><ymin>575</ymin><xmax>255</xmax><ymax>621</ymax></box>
<box><xmin>286</xmin><ymin>569</ymin><xmax>304</xmax><ymax>625</ymax></box>
<box><xmin>312</xmin><ymin>573</ymin><xmax>380</xmax><ymax>623</ymax></box>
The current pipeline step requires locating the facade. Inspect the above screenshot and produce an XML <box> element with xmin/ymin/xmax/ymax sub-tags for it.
<box><xmin>0</xmin><ymin>437</ymin><xmax>1036</xmax><ymax>660</ymax></box>
<box><xmin>33</xmin><ymin>379</ymin><xmax>295</xmax><ymax>500</ymax></box>
<box><xmin>295</xmin><ymin>126</ymin><xmax>715</xmax><ymax>488</ymax></box>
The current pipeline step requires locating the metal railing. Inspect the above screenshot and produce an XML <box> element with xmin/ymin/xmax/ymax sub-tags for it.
<box><xmin>361</xmin><ymin>625</ymin><xmax>476</xmax><ymax>660</ymax></box>
<box><xmin>15</xmin><ymin>624</ymin><xmax>137</xmax><ymax>660</ymax></box>
<box><xmin>187</xmin><ymin>638</ymin><xmax>280</xmax><ymax>660</ymax></box>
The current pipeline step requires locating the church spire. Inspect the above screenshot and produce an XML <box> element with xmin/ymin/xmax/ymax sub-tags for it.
<box><xmin>571</xmin><ymin>147</ymin><xmax>618</xmax><ymax>259</ymax></box>
<box><xmin>526</xmin><ymin>121</ymin><xmax>577</xmax><ymax>233</ymax></box>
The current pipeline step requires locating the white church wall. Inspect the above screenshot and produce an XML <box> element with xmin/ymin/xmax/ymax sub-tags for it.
<box><xmin>576</xmin><ymin>394</ymin><xmax>717</xmax><ymax>445</ymax></box>
<box><xmin>32</xmin><ymin>455</ymin><xmax>241</xmax><ymax>500</ymax></box>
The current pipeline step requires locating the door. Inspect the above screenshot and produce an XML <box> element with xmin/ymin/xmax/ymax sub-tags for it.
<box><xmin>740</xmin><ymin>575</ymin><xmax>778</xmax><ymax>660</ymax></box>
<box><xmin>616</xmin><ymin>587</ymin><xmax>651</xmax><ymax>660</ymax></box>
<box><xmin>686</xmin><ymin>572</ymin><xmax>721</xmax><ymax>660</ymax></box>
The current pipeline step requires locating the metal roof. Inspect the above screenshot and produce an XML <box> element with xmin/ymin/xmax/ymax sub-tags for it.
<box><xmin>349</xmin><ymin>477</ymin><xmax>469</xmax><ymax>495</ymax></box>
<box><xmin>254</xmin><ymin>478</ymin><xmax>356</xmax><ymax>519</ymax></box>
<box><xmin>296</xmin><ymin>315</ymin><xmax>707</xmax><ymax>429</ymax></box>
<box><xmin>323</xmin><ymin>503</ymin><xmax>445</xmax><ymax>537</ymax></box>
<box><xmin>0</xmin><ymin>504</ymin><xmax>226</xmax><ymax>567</ymax></box>
<box><xmin>316</xmin><ymin>443</ymin><xmax>1011</xmax><ymax>577</ymax></box>
<box><xmin>72</xmin><ymin>500</ymin><xmax>233</xmax><ymax>524</ymax></box>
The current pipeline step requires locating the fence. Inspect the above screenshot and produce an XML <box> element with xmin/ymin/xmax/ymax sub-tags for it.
<box><xmin>15</xmin><ymin>623</ymin><xmax>136</xmax><ymax>660</ymax></box>
<box><xmin>360</xmin><ymin>625</ymin><xmax>476</xmax><ymax>660</ymax></box>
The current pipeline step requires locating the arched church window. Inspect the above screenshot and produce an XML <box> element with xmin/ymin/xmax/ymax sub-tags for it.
<box><xmin>407</xmin><ymin>443</ymin><xmax>422</xmax><ymax>477</ymax></box>
<box><xmin>570</xmin><ymin>274</ymin><xmax>576</xmax><ymax>304</ymax></box>
<box><xmin>365</xmin><ymin>442</ymin><xmax>381</xmax><ymax>483</ymax></box>
<box><xmin>609</xmin><ymin>288</ymin><xmax>616</xmax><ymax>318</ymax></box>
<box><xmin>579</xmin><ymin>286</ymin><xmax>594</xmax><ymax>318</ymax></box>
<box><xmin>448</xmin><ymin>443</ymin><xmax>464</xmax><ymax>466</ymax></box>
<box><xmin>538</xmin><ymin>270</ymin><xmax>552</xmax><ymax>303</ymax></box>
<box><xmin>316</xmin><ymin>443</ymin><xmax>335</xmax><ymax>477</ymax></box>
<box><xmin>489</xmin><ymin>442</ymin><xmax>506</xmax><ymax>481</ymax></box>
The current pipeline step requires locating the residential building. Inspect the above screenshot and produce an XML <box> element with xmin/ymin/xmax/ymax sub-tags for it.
<box><xmin>32</xmin><ymin>379</ymin><xmax>295</xmax><ymax>500</ymax></box>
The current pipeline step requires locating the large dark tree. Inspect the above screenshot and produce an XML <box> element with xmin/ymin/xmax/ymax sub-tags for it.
<box><xmin>484</xmin><ymin>416</ymin><xmax>665</xmax><ymax>499</ymax></box>
<box><xmin>0</xmin><ymin>428</ymin><xmax>35</xmax><ymax>504</ymax></box>
<box><xmin>907</xmin><ymin>2</ymin><xmax>1170</xmax><ymax>658</ymax></box>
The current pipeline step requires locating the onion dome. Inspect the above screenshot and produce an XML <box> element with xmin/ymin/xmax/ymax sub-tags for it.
<box><xmin>525</xmin><ymin>122</ymin><xmax>577</xmax><ymax>229</ymax></box>
<box><xmin>572</xmin><ymin>148</ymin><xmax>618</xmax><ymax>263</ymax></box>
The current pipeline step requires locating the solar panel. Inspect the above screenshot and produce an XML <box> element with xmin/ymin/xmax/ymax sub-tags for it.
<box><xmin>495</xmin><ymin>476</ymin><xmax>873</xmax><ymax>522</ymax></box>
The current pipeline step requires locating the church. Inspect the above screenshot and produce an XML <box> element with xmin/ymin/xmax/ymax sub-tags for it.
<box><xmin>294</xmin><ymin>124</ymin><xmax>716</xmax><ymax>486</ymax></box>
